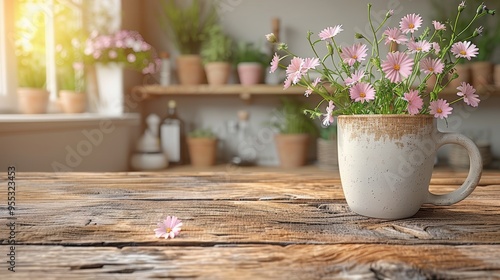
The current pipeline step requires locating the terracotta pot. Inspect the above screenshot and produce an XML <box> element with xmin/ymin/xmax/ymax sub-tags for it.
<box><xmin>494</xmin><ymin>64</ymin><xmax>500</xmax><ymax>87</ymax></box>
<box><xmin>337</xmin><ymin>115</ymin><xmax>482</xmax><ymax>219</ymax></box>
<box><xmin>274</xmin><ymin>134</ymin><xmax>309</xmax><ymax>168</ymax></box>
<box><xmin>470</xmin><ymin>61</ymin><xmax>494</xmax><ymax>88</ymax></box>
<box><xmin>59</xmin><ymin>90</ymin><xmax>87</xmax><ymax>113</ymax></box>
<box><xmin>447</xmin><ymin>64</ymin><xmax>471</xmax><ymax>89</ymax></box>
<box><xmin>176</xmin><ymin>55</ymin><xmax>206</xmax><ymax>85</ymax></box>
<box><xmin>204</xmin><ymin>62</ymin><xmax>231</xmax><ymax>85</ymax></box>
<box><xmin>17</xmin><ymin>87</ymin><xmax>50</xmax><ymax>114</ymax></box>
<box><xmin>237</xmin><ymin>62</ymin><xmax>263</xmax><ymax>85</ymax></box>
<box><xmin>187</xmin><ymin>137</ymin><xmax>218</xmax><ymax>167</ymax></box>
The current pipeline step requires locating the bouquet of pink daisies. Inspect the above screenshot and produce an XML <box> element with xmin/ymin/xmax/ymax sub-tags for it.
<box><xmin>84</xmin><ymin>30</ymin><xmax>160</xmax><ymax>75</ymax></box>
<box><xmin>266</xmin><ymin>2</ymin><xmax>495</xmax><ymax>126</ymax></box>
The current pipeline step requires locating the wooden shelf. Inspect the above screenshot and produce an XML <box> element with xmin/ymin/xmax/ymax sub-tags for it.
<box><xmin>133</xmin><ymin>84</ymin><xmax>500</xmax><ymax>102</ymax></box>
<box><xmin>132</xmin><ymin>84</ymin><xmax>305</xmax><ymax>100</ymax></box>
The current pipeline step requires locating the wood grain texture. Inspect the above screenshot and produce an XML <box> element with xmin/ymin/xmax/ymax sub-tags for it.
<box><xmin>1</xmin><ymin>171</ymin><xmax>500</xmax><ymax>279</ymax></box>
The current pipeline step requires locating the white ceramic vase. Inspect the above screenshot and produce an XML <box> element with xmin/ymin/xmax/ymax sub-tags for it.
<box><xmin>95</xmin><ymin>63</ymin><xmax>124</xmax><ymax>115</ymax></box>
<box><xmin>337</xmin><ymin>115</ymin><xmax>482</xmax><ymax>220</ymax></box>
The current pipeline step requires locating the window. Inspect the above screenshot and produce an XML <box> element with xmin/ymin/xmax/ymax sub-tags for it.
<box><xmin>0</xmin><ymin>0</ymin><xmax>120</xmax><ymax>113</ymax></box>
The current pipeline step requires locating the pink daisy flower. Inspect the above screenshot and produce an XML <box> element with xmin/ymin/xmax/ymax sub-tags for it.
<box><xmin>400</xmin><ymin>14</ymin><xmax>423</xmax><ymax>34</ymax></box>
<box><xmin>303</xmin><ymin>57</ymin><xmax>320</xmax><ymax>70</ymax></box>
<box><xmin>407</xmin><ymin>40</ymin><xmax>432</xmax><ymax>53</ymax></box>
<box><xmin>345</xmin><ymin>70</ymin><xmax>365</xmax><ymax>86</ymax></box>
<box><xmin>420</xmin><ymin>57</ymin><xmax>444</xmax><ymax>75</ymax></box>
<box><xmin>383</xmin><ymin>27</ymin><xmax>409</xmax><ymax>45</ymax></box>
<box><xmin>270</xmin><ymin>53</ymin><xmax>280</xmax><ymax>73</ymax></box>
<box><xmin>451</xmin><ymin>41</ymin><xmax>479</xmax><ymax>60</ymax></box>
<box><xmin>432</xmin><ymin>20</ymin><xmax>446</xmax><ymax>31</ymax></box>
<box><xmin>457</xmin><ymin>82</ymin><xmax>480</xmax><ymax>107</ymax></box>
<box><xmin>349</xmin><ymin>82</ymin><xmax>376</xmax><ymax>103</ymax></box>
<box><xmin>319</xmin><ymin>25</ymin><xmax>343</xmax><ymax>40</ymax></box>
<box><xmin>403</xmin><ymin>90</ymin><xmax>424</xmax><ymax>115</ymax></box>
<box><xmin>154</xmin><ymin>216</ymin><xmax>183</xmax><ymax>239</ymax></box>
<box><xmin>305</xmin><ymin>77</ymin><xmax>321</xmax><ymax>97</ymax></box>
<box><xmin>432</xmin><ymin>42</ymin><xmax>441</xmax><ymax>55</ymax></box>
<box><xmin>322</xmin><ymin>101</ymin><xmax>335</xmax><ymax>126</ymax></box>
<box><xmin>285</xmin><ymin>57</ymin><xmax>305</xmax><ymax>85</ymax></box>
<box><xmin>429</xmin><ymin>99</ymin><xmax>453</xmax><ymax>119</ymax></box>
<box><xmin>340</xmin><ymin>43</ymin><xmax>368</xmax><ymax>66</ymax></box>
<box><xmin>381</xmin><ymin>51</ymin><xmax>414</xmax><ymax>83</ymax></box>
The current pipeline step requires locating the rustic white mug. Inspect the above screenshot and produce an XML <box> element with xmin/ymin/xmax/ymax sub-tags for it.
<box><xmin>337</xmin><ymin>115</ymin><xmax>482</xmax><ymax>220</ymax></box>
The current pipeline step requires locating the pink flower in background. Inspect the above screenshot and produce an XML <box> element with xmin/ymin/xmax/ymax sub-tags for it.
<box><xmin>127</xmin><ymin>53</ymin><xmax>136</xmax><ymax>63</ymax></box>
<box><xmin>305</xmin><ymin>77</ymin><xmax>321</xmax><ymax>97</ymax></box>
<box><xmin>154</xmin><ymin>216</ymin><xmax>183</xmax><ymax>239</ymax></box>
<box><xmin>403</xmin><ymin>90</ymin><xmax>424</xmax><ymax>115</ymax></box>
<box><xmin>432</xmin><ymin>20</ymin><xmax>446</xmax><ymax>31</ymax></box>
<box><xmin>381</xmin><ymin>51</ymin><xmax>414</xmax><ymax>83</ymax></box>
<box><xmin>451</xmin><ymin>41</ymin><xmax>479</xmax><ymax>60</ymax></box>
<box><xmin>420</xmin><ymin>57</ymin><xmax>444</xmax><ymax>75</ymax></box>
<box><xmin>270</xmin><ymin>53</ymin><xmax>280</xmax><ymax>73</ymax></box>
<box><xmin>400</xmin><ymin>13</ymin><xmax>423</xmax><ymax>34</ymax></box>
<box><xmin>349</xmin><ymin>82</ymin><xmax>375</xmax><ymax>103</ymax></box>
<box><xmin>457</xmin><ymin>82</ymin><xmax>480</xmax><ymax>107</ymax></box>
<box><xmin>341</xmin><ymin>43</ymin><xmax>368</xmax><ymax>66</ymax></box>
<box><xmin>407</xmin><ymin>40</ymin><xmax>431</xmax><ymax>53</ymax></box>
<box><xmin>319</xmin><ymin>25</ymin><xmax>343</xmax><ymax>40</ymax></box>
<box><xmin>383</xmin><ymin>27</ymin><xmax>409</xmax><ymax>45</ymax></box>
<box><xmin>322</xmin><ymin>101</ymin><xmax>335</xmax><ymax>126</ymax></box>
<box><xmin>429</xmin><ymin>99</ymin><xmax>453</xmax><ymax>119</ymax></box>
<box><xmin>84</xmin><ymin>29</ymin><xmax>158</xmax><ymax>73</ymax></box>
<box><xmin>345</xmin><ymin>70</ymin><xmax>365</xmax><ymax>86</ymax></box>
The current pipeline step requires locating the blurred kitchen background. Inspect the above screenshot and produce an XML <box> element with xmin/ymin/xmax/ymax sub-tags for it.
<box><xmin>0</xmin><ymin>0</ymin><xmax>499</xmax><ymax>172</ymax></box>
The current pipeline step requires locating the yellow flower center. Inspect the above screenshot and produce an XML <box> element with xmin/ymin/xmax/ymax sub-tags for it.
<box><xmin>166</xmin><ymin>227</ymin><xmax>172</xmax><ymax>233</ymax></box>
<box><xmin>429</xmin><ymin>67</ymin><xmax>434</xmax><ymax>72</ymax></box>
<box><xmin>460</xmin><ymin>50</ymin><xmax>467</xmax><ymax>55</ymax></box>
<box><xmin>353</xmin><ymin>55</ymin><xmax>358</xmax><ymax>59</ymax></box>
<box><xmin>437</xmin><ymin>108</ymin><xmax>443</xmax><ymax>114</ymax></box>
<box><xmin>394</xmin><ymin>64</ymin><xmax>401</xmax><ymax>71</ymax></box>
<box><xmin>409</xmin><ymin>23</ymin><xmax>415</xmax><ymax>29</ymax></box>
<box><xmin>417</xmin><ymin>47</ymin><xmax>422</xmax><ymax>51</ymax></box>
<box><xmin>360</xmin><ymin>92</ymin><xmax>366</xmax><ymax>98</ymax></box>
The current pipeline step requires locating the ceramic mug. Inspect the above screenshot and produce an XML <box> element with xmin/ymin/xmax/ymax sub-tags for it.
<box><xmin>337</xmin><ymin>115</ymin><xmax>482</xmax><ymax>220</ymax></box>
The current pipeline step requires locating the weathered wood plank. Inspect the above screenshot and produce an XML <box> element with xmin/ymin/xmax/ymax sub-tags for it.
<box><xmin>5</xmin><ymin>244</ymin><xmax>500</xmax><ymax>279</ymax></box>
<box><xmin>2</xmin><ymin>194</ymin><xmax>499</xmax><ymax>246</ymax></box>
<box><xmin>1</xmin><ymin>171</ymin><xmax>500</xmax><ymax>279</ymax></box>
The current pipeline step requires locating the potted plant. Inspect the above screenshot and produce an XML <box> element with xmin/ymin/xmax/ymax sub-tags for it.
<box><xmin>201</xmin><ymin>25</ymin><xmax>233</xmax><ymax>85</ymax></box>
<box><xmin>267</xmin><ymin>2</ymin><xmax>489</xmax><ymax>219</ymax></box>
<box><xmin>233</xmin><ymin>42</ymin><xmax>270</xmax><ymax>85</ymax></box>
<box><xmin>317</xmin><ymin>122</ymin><xmax>338</xmax><ymax>170</ymax></box>
<box><xmin>269</xmin><ymin>98</ymin><xmax>318</xmax><ymax>168</ymax></box>
<box><xmin>56</xmin><ymin>34</ymin><xmax>87</xmax><ymax>114</ymax></box>
<box><xmin>15</xmin><ymin>12</ymin><xmax>49</xmax><ymax>114</ymax></box>
<box><xmin>84</xmin><ymin>29</ymin><xmax>159</xmax><ymax>114</ymax></box>
<box><xmin>160</xmin><ymin>0</ymin><xmax>217</xmax><ymax>85</ymax></box>
<box><xmin>187</xmin><ymin>128</ymin><xmax>218</xmax><ymax>167</ymax></box>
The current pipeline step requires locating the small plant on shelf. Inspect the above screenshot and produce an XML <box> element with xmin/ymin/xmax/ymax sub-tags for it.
<box><xmin>200</xmin><ymin>25</ymin><xmax>234</xmax><ymax>85</ymax></box>
<box><xmin>233</xmin><ymin>42</ymin><xmax>271</xmax><ymax>85</ymax></box>
<box><xmin>187</xmin><ymin>128</ymin><xmax>218</xmax><ymax>167</ymax></box>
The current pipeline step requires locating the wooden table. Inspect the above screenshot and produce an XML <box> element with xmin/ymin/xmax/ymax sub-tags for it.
<box><xmin>1</xmin><ymin>169</ymin><xmax>500</xmax><ymax>279</ymax></box>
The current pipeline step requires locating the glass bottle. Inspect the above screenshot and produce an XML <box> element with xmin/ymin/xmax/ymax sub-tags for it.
<box><xmin>159</xmin><ymin>52</ymin><xmax>171</xmax><ymax>86</ymax></box>
<box><xmin>160</xmin><ymin>100</ymin><xmax>185</xmax><ymax>165</ymax></box>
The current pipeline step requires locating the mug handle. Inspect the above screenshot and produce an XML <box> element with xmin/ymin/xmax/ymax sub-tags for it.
<box><xmin>425</xmin><ymin>132</ymin><xmax>483</xmax><ymax>205</ymax></box>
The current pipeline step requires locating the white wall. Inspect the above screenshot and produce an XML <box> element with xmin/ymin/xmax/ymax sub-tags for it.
<box><xmin>138</xmin><ymin>0</ymin><xmax>500</xmax><ymax>166</ymax></box>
